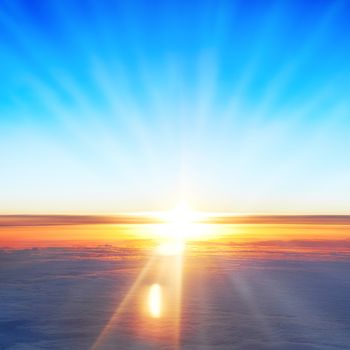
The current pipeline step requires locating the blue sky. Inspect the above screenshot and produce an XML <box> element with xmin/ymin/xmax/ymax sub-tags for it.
<box><xmin>0</xmin><ymin>0</ymin><xmax>350</xmax><ymax>213</ymax></box>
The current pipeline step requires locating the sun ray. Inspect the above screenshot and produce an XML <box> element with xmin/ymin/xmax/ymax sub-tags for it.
<box><xmin>91</xmin><ymin>256</ymin><xmax>156</xmax><ymax>350</ymax></box>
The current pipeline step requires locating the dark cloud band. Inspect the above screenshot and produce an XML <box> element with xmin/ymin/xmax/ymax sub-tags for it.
<box><xmin>1</xmin><ymin>214</ymin><xmax>350</xmax><ymax>227</ymax></box>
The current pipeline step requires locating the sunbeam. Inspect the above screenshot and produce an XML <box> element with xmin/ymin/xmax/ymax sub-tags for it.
<box><xmin>91</xmin><ymin>256</ymin><xmax>156</xmax><ymax>350</ymax></box>
<box><xmin>91</xmin><ymin>218</ymin><xmax>186</xmax><ymax>349</ymax></box>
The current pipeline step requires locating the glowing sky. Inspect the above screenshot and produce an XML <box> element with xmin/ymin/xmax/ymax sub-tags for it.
<box><xmin>0</xmin><ymin>0</ymin><xmax>350</xmax><ymax>213</ymax></box>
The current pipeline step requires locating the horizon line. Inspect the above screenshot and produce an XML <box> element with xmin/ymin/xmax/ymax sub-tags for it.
<box><xmin>1</xmin><ymin>214</ymin><xmax>350</xmax><ymax>227</ymax></box>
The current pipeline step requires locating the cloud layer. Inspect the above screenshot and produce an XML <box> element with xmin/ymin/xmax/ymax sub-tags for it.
<box><xmin>1</xmin><ymin>239</ymin><xmax>350</xmax><ymax>349</ymax></box>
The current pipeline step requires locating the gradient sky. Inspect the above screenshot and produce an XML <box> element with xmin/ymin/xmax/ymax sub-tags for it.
<box><xmin>0</xmin><ymin>0</ymin><xmax>350</xmax><ymax>214</ymax></box>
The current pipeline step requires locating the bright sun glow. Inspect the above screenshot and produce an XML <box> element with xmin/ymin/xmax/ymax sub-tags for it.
<box><xmin>148</xmin><ymin>283</ymin><xmax>162</xmax><ymax>318</ymax></box>
<box><xmin>156</xmin><ymin>241</ymin><xmax>185</xmax><ymax>256</ymax></box>
<box><xmin>153</xmin><ymin>201</ymin><xmax>214</xmax><ymax>243</ymax></box>
<box><xmin>163</xmin><ymin>201</ymin><xmax>201</xmax><ymax>225</ymax></box>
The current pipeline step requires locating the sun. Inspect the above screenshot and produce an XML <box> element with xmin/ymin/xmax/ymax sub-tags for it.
<box><xmin>162</xmin><ymin>201</ymin><xmax>201</xmax><ymax>226</ymax></box>
<box><xmin>152</xmin><ymin>201</ymin><xmax>213</xmax><ymax>246</ymax></box>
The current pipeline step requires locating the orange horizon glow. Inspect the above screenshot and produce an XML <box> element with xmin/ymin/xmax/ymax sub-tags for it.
<box><xmin>1</xmin><ymin>222</ymin><xmax>350</xmax><ymax>250</ymax></box>
<box><xmin>1</xmin><ymin>206</ymin><xmax>350</xmax><ymax>249</ymax></box>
